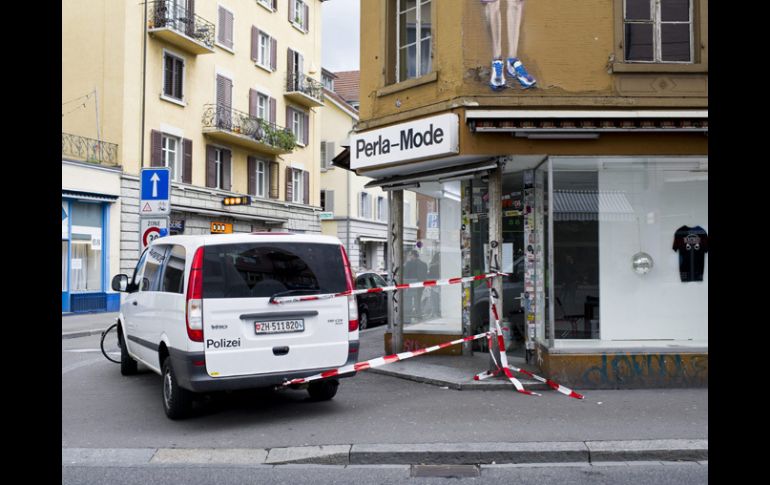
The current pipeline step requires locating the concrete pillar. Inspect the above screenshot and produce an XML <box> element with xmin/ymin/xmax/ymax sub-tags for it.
<box><xmin>488</xmin><ymin>164</ymin><xmax>503</xmax><ymax>370</ymax></box>
<box><xmin>388</xmin><ymin>189</ymin><xmax>404</xmax><ymax>353</ymax></box>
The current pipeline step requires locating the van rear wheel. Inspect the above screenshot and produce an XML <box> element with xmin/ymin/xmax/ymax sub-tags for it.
<box><xmin>162</xmin><ymin>358</ymin><xmax>194</xmax><ymax>419</ymax></box>
<box><xmin>307</xmin><ymin>379</ymin><xmax>339</xmax><ymax>401</ymax></box>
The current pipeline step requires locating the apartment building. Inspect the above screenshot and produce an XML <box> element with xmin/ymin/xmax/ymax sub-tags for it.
<box><xmin>63</xmin><ymin>0</ymin><xmax>329</xmax><ymax>283</ymax></box>
<box><xmin>318</xmin><ymin>69</ymin><xmax>417</xmax><ymax>273</ymax></box>
<box><xmin>352</xmin><ymin>0</ymin><xmax>708</xmax><ymax>386</ymax></box>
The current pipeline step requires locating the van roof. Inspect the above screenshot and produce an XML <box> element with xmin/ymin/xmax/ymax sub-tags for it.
<box><xmin>149</xmin><ymin>233</ymin><xmax>343</xmax><ymax>249</ymax></box>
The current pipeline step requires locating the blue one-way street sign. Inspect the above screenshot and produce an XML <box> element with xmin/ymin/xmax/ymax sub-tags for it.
<box><xmin>140</xmin><ymin>168</ymin><xmax>171</xmax><ymax>216</ymax></box>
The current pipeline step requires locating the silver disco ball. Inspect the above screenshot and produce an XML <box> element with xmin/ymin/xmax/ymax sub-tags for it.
<box><xmin>632</xmin><ymin>252</ymin><xmax>654</xmax><ymax>275</ymax></box>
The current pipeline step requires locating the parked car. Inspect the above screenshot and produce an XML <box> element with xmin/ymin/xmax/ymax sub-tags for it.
<box><xmin>471</xmin><ymin>256</ymin><xmax>526</xmax><ymax>343</ymax></box>
<box><xmin>111</xmin><ymin>233</ymin><xmax>360</xmax><ymax>419</ymax></box>
<box><xmin>354</xmin><ymin>272</ymin><xmax>389</xmax><ymax>329</ymax></box>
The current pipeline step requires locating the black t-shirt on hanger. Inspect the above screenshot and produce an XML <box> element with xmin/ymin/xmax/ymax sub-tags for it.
<box><xmin>672</xmin><ymin>225</ymin><xmax>709</xmax><ymax>282</ymax></box>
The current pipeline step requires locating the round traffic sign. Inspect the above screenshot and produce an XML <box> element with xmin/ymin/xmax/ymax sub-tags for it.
<box><xmin>143</xmin><ymin>227</ymin><xmax>161</xmax><ymax>247</ymax></box>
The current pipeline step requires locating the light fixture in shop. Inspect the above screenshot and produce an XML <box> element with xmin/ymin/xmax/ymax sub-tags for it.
<box><xmin>211</xmin><ymin>222</ymin><xmax>233</xmax><ymax>234</ymax></box>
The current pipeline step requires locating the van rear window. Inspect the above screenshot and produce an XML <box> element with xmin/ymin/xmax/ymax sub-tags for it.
<box><xmin>201</xmin><ymin>243</ymin><xmax>347</xmax><ymax>299</ymax></box>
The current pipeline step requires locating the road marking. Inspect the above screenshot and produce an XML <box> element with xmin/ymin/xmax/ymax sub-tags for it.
<box><xmin>62</xmin><ymin>357</ymin><xmax>107</xmax><ymax>375</ymax></box>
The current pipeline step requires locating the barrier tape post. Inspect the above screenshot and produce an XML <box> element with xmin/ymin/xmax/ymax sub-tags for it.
<box><xmin>273</xmin><ymin>271</ymin><xmax>584</xmax><ymax>400</ymax></box>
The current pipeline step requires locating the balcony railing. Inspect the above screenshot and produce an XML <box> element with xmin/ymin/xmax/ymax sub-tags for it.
<box><xmin>62</xmin><ymin>133</ymin><xmax>119</xmax><ymax>167</ymax></box>
<box><xmin>202</xmin><ymin>104</ymin><xmax>296</xmax><ymax>152</ymax></box>
<box><xmin>147</xmin><ymin>1</ymin><xmax>215</xmax><ymax>52</ymax></box>
<box><xmin>285</xmin><ymin>73</ymin><xmax>325</xmax><ymax>107</ymax></box>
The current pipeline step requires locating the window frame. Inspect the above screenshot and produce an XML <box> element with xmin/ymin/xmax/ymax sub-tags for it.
<box><xmin>161</xmin><ymin>133</ymin><xmax>182</xmax><ymax>182</ymax></box>
<box><xmin>256</xmin><ymin>30</ymin><xmax>272</xmax><ymax>70</ymax></box>
<box><xmin>291</xmin><ymin>109</ymin><xmax>305</xmax><ymax>146</ymax></box>
<box><xmin>396</xmin><ymin>0</ymin><xmax>433</xmax><ymax>83</ymax></box>
<box><xmin>292</xmin><ymin>0</ymin><xmax>307</xmax><ymax>31</ymax></box>
<box><xmin>360</xmin><ymin>192</ymin><xmax>372</xmax><ymax>219</ymax></box>
<box><xmin>214</xmin><ymin>147</ymin><xmax>224</xmax><ymax>189</ymax></box>
<box><xmin>161</xmin><ymin>49</ymin><xmax>186</xmax><ymax>104</ymax></box>
<box><xmin>291</xmin><ymin>169</ymin><xmax>303</xmax><ymax>204</ymax></box>
<box><xmin>613</xmin><ymin>0</ymin><xmax>707</xmax><ymax>73</ymax></box>
<box><xmin>256</xmin><ymin>159</ymin><xmax>267</xmax><ymax>198</ymax></box>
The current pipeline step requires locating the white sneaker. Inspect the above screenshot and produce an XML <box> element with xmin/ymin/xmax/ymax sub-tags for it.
<box><xmin>506</xmin><ymin>57</ymin><xmax>536</xmax><ymax>89</ymax></box>
<box><xmin>489</xmin><ymin>60</ymin><xmax>506</xmax><ymax>91</ymax></box>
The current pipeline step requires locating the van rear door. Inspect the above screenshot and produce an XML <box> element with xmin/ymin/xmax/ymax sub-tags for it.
<box><xmin>200</xmin><ymin>241</ymin><xmax>350</xmax><ymax>377</ymax></box>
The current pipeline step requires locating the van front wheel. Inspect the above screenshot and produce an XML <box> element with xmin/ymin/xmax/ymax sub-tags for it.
<box><xmin>307</xmin><ymin>379</ymin><xmax>339</xmax><ymax>401</ymax></box>
<box><xmin>162</xmin><ymin>358</ymin><xmax>194</xmax><ymax>419</ymax></box>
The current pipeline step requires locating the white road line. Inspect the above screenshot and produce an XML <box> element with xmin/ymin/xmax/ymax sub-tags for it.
<box><xmin>62</xmin><ymin>357</ymin><xmax>107</xmax><ymax>375</ymax></box>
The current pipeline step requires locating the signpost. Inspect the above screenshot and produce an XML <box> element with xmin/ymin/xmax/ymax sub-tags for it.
<box><xmin>139</xmin><ymin>168</ymin><xmax>172</xmax><ymax>252</ymax></box>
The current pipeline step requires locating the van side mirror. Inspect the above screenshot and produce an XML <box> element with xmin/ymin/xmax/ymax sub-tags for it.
<box><xmin>112</xmin><ymin>274</ymin><xmax>129</xmax><ymax>292</ymax></box>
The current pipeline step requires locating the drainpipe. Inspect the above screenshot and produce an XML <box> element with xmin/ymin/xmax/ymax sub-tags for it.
<box><xmin>140</xmin><ymin>0</ymin><xmax>148</xmax><ymax>168</ymax></box>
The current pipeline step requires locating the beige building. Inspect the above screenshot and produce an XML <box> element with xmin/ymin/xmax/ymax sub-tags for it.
<box><xmin>63</xmin><ymin>0</ymin><xmax>329</xmax><ymax>280</ymax></box>
<box><xmin>318</xmin><ymin>69</ymin><xmax>417</xmax><ymax>273</ymax></box>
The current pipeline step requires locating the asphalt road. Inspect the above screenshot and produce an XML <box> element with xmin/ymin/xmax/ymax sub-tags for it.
<box><xmin>62</xmin><ymin>328</ymin><xmax>708</xmax><ymax>449</ymax></box>
<box><xmin>63</xmin><ymin>462</ymin><xmax>708</xmax><ymax>485</ymax></box>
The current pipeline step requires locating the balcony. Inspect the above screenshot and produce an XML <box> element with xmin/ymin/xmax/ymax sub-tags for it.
<box><xmin>61</xmin><ymin>133</ymin><xmax>119</xmax><ymax>167</ymax></box>
<box><xmin>147</xmin><ymin>1</ymin><xmax>215</xmax><ymax>55</ymax></box>
<box><xmin>202</xmin><ymin>104</ymin><xmax>296</xmax><ymax>155</ymax></box>
<box><xmin>285</xmin><ymin>73</ymin><xmax>325</xmax><ymax>108</ymax></box>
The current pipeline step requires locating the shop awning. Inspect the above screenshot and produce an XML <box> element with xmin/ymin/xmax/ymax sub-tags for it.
<box><xmin>364</xmin><ymin>160</ymin><xmax>499</xmax><ymax>190</ymax></box>
<box><xmin>62</xmin><ymin>190</ymin><xmax>119</xmax><ymax>203</ymax></box>
<box><xmin>553</xmin><ymin>190</ymin><xmax>636</xmax><ymax>221</ymax></box>
<box><xmin>466</xmin><ymin>109</ymin><xmax>708</xmax><ymax>136</ymax></box>
<box><xmin>359</xmin><ymin>236</ymin><xmax>387</xmax><ymax>243</ymax></box>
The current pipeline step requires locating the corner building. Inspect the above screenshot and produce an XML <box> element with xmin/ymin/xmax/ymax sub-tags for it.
<box><xmin>353</xmin><ymin>0</ymin><xmax>708</xmax><ymax>388</ymax></box>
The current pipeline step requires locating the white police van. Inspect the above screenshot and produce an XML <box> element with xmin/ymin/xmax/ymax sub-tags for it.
<box><xmin>111</xmin><ymin>233</ymin><xmax>359</xmax><ymax>419</ymax></box>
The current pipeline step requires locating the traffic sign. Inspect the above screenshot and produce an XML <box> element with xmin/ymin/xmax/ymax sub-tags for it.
<box><xmin>140</xmin><ymin>217</ymin><xmax>169</xmax><ymax>252</ymax></box>
<box><xmin>140</xmin><ymin>168</ymin><xmax>171</xmax><ymax>216</ymax></box>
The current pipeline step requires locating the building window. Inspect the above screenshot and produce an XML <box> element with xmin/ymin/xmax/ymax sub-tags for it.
<box><xmin>214</xmin><ymin>148</ymin><xmax>224</xmax><ymax>189</ymax></box>
<box><xmin>397</xmin><ymin>0</ymin><xmax>432</xmax><ymax>82</ymax></box>
<box><xmin>624</xmin><ymin>0</ymin><xmax>693</xmax><ymax>63</ymax></box>
<box><xmin>360</xmin><ymin>192</ymin><xmax>372</xmax><ymax>219</ymax></box>
<box><xmin>377</xmin><ymin>197</ymin><xmax>388</xmax><ymax>221</ymax></box>
<box><xmin>289</xmin><ymin>108</ymin><xmax>307</xmax><ymax>145</ymax></box>
<box><xmin>257</xmin><ymin>0</ymin><xmax>275</xmax><ymax>11</ymax></box>
<box><xmin>70</xmin><ymin>202</ymin><xmax>103</xmax><ymax>292</ymax></box>
<box><xmin>256</xmin><ymin>92</ymin><xmax>268</xmax><ymax>121</ymax></box>
<box><xmin>292</xmin><ymin>0</ymin><xmax>308</xmax><ymax>31</ymax></box>
<box><xmin>292</xmin><ymin>169</ymin><xmax>303</xmax><ymax>204</ymax></box>
<box><xmin>163</xmin><ymin>51</ymin><xmax>185</xmax><ymax>101</ymax></box>
<box><xmin>256</xmin><ymin>160</ymin><xmax>267</xmax><ymax>198</ymax></box>
<box><xmin>217</xmin><ymin>5</ymin><xmax>234</xmax><ymax>50</ymax></box>
<box><xmin>257</xmin><ymin>31</ymin><xmax>272</xmax><ymax>69</ymax></box>
<box><xmin>162</xmin><ymin>134</ymin><xmax>182</xmax><ymax>182</ymax></box>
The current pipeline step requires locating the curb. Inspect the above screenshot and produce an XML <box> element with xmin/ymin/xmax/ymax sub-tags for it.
<box><xmin>368</xmin><ymin>367</ymin><xmax>549</xmax><ymax>391</ymax></box>
<box><xmin>62</xmin><ymin>330</ymin><xmax>105</xmax><ymax>340</ymax></box>
<box><xmin>62</xmin><ymin>440</ymin><xmax>707</xmax><ymax>467</ymax></box>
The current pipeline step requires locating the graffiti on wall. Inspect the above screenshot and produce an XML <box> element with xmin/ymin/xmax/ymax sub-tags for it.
<box><xmin>581</xmin><ymin>354</ymin><xmax>708</xmax><ymax>388</ymax></box>
<box><xmin>480</xmin><ymin>0</ymin><xmax>536</xmax><ymax>90</ymax></box>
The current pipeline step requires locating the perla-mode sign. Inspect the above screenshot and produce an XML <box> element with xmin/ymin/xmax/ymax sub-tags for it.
<box><xmin>350</xmin><ymin>113</ymin><xmax>459</xmax><ymax>170</ymax></box>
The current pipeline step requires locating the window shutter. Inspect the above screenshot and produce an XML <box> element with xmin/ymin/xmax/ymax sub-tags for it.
<box><xmin>286</xmin><ymin>106</ymin><xmax>293</xmax><ymax>133</ymax></box>
<box><xmin>288</xmin><ymin>0</ymin><xmax>294</xmax><ymax>23</ymax></box>
<box><xmin>222</xmin><ymin>149</ymin><xmax>232</xmax><ymax>191</ymax></box>
<box><xmin>272</xmin><ymin>0</ymin><xmax>278</xmax><ymax>11</ymax></box>
<box><xmin>269</xmin><ymin>97</ymin><xmax>276</xmax><ymax>124</ymax></box>
<box><xmin>183</xmin><ymin>138</ymin><xmax>192</xmax><ymax>184</ymax></box>
<box><xmin>269</xmin><ymin>161</ymin><xmax>279</xmax><ymax>198</ymax></box>
<box><xmin>249</xmin><ymin>89</ymin><xmax>257</xmax><ymax>117</ymax></box>
<box><xmin>302</xmin><ymin>112</ymin><xmax>309</xmax><ymax>146</ymax></box>
<box><xmin>270</xmin><ymin>38</ymin><xmax>277</xmax><ymax>71</ymax></box>
<box><xmin>327</xmin><ymin>141</ymin><xmax>335</xmax><ymax>167</ymax></box>
<box><xmin>303</xmin><ymin>3</ymin><xmax>309</xmax><ymax>32</ymax></box>
<box><xmin>303</xmin><ymin>170</ymin><xmax>309</xmax><ymax>205</ymax></box>
<box><xmin>225</xmin><ymin>10</ymin><xmax>234</xmax><ymax>49</ymax></box>
<box><xmin>217</xmin><ymin>6</ymin><xmax>226</xmax><ymax>44</ymax></box>
<box><xmin>163</xmin><ymin>55</ymin><xmax>173</xmax><ymax>97</ymax></box>
<box><xmin>326</xmin><ymin>190</ymin><xmax>334</xmax><ymax>213</ymax></box>
<box><xmin>251</xmin><ymin>26</ymin><xmax>258</xmax><ymax>62</ymax></box>
<box><xmin>248</xmin><ymin>156</ymin><xmax>256</xmax><ymax>195</ymax></box>
<box><xmin>174</xmin><ymin>57</ymin><xmax>184</xmax><ymax>99</ymax></box>
<box><xmin>285</xmin><ymin>167</ymin><xmax>293</xmax><ymax>202</ymax></box>
<box><xmin>206</xmin><ymin>145</ymin><xmax>216</xmax><ymax>188</ymax></box>
<box><xmin>320</xmin><ymin>141</ymin><xmax>326</xmax><ymax>169</ymax></box>
<box><xmin>150</xmin><ymin>130</ymin><xmax>163</xmax><ymax>167</ymax></box>
<box><xmin>287</xmin><ymin>48</ymin><xmax>295</xmax><ymax>89</ymax></box>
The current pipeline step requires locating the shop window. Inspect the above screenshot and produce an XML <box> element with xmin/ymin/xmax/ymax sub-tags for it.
<box><xmin>70</xmin><ymin>202</ymin><xmax>103</xmax><ymax>292</ymax></box>
<box><xmin>62</xmin><ymin>241</ymin><xmax>68</xmax><ymax>291</ymax></box>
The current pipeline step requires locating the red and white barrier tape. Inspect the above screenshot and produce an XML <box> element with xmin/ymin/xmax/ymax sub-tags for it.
<box><xmin>269</xmin><ymin>273</ymin><xmax>503</xmax><ymax>305</ymax></box>
<box><xmin>275</xmin><ymin>271</ymin><xmax>584</xmax><ymax>400</ymax></box>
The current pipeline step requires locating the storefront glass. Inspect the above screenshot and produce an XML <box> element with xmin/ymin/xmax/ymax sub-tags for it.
<box><xmin>403</xmin><ymin>181</ymin><xmax>462</xmax><ymax>333</ymax></box>
<box><xmin>546</xmin><ymin>157</ymin><xmax>708</xmax><ymax>343</ymax></box>
<box><xmin>70</xmin><ymin>202</ymin><xmax>104</xmax><ymax>292</ymax></box>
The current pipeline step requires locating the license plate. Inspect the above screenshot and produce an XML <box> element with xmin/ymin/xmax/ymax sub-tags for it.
<box><xmin>254</xmin><ymin>319</ymin><xmax>305</xmax><ymax>335</ymax></box>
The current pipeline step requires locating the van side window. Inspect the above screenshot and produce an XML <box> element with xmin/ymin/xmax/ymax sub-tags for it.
<box><xmin>161</xmin><ymin>245</ymin><xmax>186</xmax><ymax>294</ymax></box>
<box><xmin>141</xmin><ymin>246</ymin><xmax>168</xmax><ymax>292</ymax></box>
<box><xmin>131</xmin><ymin>250</ymin><xmax>149</xmax><ymax>290</ymax></box>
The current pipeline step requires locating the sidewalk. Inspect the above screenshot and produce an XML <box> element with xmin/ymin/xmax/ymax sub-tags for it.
<box><xmin>62</xmin><ymin>312</ymin><xmax>118</xmax><ymax>339</ymax></box>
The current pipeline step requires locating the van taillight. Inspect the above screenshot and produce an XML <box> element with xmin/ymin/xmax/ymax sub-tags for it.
<box><xmin>340</xmin><ymin>245</ymin><xmax>358</xmax><ymax>332</ymax></box>
<box><xmin>186</xmin><ymin>247</ymin><xmax>204</xmax><ymax>342</ymax></box>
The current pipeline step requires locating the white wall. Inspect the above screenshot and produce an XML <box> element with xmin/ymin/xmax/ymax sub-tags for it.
<box><xmin>599</xmin><ymin>164</ymin><xmax>708</xmax><ymax>340</ymax></box>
